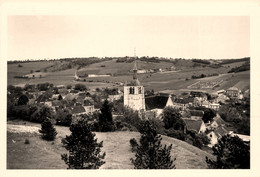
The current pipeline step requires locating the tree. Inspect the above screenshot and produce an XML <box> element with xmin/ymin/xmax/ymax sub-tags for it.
<box><xmin>162</xmin><ymin>106</ymin><xmax>182</xmax><ymax>129</ymax></box>
<box><xmin>98</xmin><ymin>99</ymin><xmax>115</xmax><ymax>132</ymax></box>
<box><xmin>17</xmin><ymin>95</ymin><xmax>29</xmax><ymax>105</ymax></box>
<box><xmin>206</xmin><ymin>134</ymin><xmax>250</xmax><ymax>169</ymax></box>
<box><xmin>39</xmin><ymin>118</ymin><xmax>57</xmax><ymax>141</ymax></box>
<box><xmin>131</xmin><ymin>121</ymin><xmax>176</xmax><ymax>169</ymax></box>
<box><xmin>66</xmin><ymin>85</ymin><xmax>72</xmax><ymax>89</ymax></box>
<box><xmin>31</xmin><ymin>106</ymin><xmax>54</xmax><ymax>123</ymax></box>
<box><xmin>55</xmin><ymin>109</ymin><xmax>72</xmax><ymax>126</ymax></box>
<box><xmin>202</xmin><ymin>108</ymin><xmax>216</xmax><ymax>123</ymax></box>
<box><xmin>61</xmin><ymin>120</ymin><xmax>106</xmax><ymax>169</ymax></box>
<box><xmin>58</xmin><ymin>94</ymin><xmax>63</xmax><ymax>100</ymax></box>
<box><xmin>74</xmin><ymin>84</ymin><xmax>87</xmax><ymax>91</ymax></box>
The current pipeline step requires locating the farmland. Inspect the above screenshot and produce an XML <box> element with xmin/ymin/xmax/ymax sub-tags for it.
<box><xmin>7</xmin><ymin>57</ymin><xmax>250</xmax><ymax>92</ymax></box>
<box><xmin>7</xmin><ymin>120</ymin><xmax>214</xmax><ymax>169</ymax></box>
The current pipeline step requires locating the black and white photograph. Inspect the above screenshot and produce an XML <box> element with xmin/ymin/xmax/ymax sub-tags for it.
<box><xmin>1</xmin><ymin>0</ymin><xmax>260</xmax><ymax>176</ymax></box>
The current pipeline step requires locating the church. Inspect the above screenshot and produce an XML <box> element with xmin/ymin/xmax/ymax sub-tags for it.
<box><xmin>123</xmin><ymin>61</ymin><xmax>146</xmax><ymax>111</ymax></box>
<box><xmin>123</xmin><ymin>60</ymin><xmax>175</xmax><ymax>117</ymax></box>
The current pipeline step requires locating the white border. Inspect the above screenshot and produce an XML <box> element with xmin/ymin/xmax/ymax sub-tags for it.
<box><xmin>1</xmin><ymin>1</ymin><xmax>260</xmax><ymax>177</ymax></box>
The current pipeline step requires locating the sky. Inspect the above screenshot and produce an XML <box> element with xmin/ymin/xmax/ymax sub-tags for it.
<box><xmin>7</xmin><ymin>16</ymin><xmax>249</xmax><ymax>60</ymax></box>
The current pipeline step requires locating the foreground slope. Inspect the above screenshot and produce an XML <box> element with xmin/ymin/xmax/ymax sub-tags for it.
<box><xmin>7</xmin><ymin>121</ymin><xmax>214</xmax><ymax>169</ymax></box>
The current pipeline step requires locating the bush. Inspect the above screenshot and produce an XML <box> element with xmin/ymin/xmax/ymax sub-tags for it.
<box><xmin>17</xmin><ymin>95</ymin><xmax>29</xmax><ymax>105</ymax></box>
<box><xmin>131</xmin><ymin>121</ymin><xmax>176</xmax><ymax>169</ymax></box>
<box><xmin>74</xmin><ymin>83</ymin><xmax>87</xmax><ymax>91</ymax></box>
<box><xmin>39</xmin><ymin>118</ymin><xmax>57</xmax><ymax>141</ymax></box>
<box><xmin>24</xmin><ymin>139</ymin><xmax>30</xmax><ymax>144</ymax></box>
<box><xmin>61</xmin><ymin>120</ymin><xmax>106</xmax><ymax>169</ymax></box>
<box><xmin>206</xmin><ymin>134</ymin><xmax>250</xmax><ymax>169</ymax></box>
<box><xmin>129</xmin><ymin>138</ymin><xmax>138</xmax><ymax>152</ymax></box>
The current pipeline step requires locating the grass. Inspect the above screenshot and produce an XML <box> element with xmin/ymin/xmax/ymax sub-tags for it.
<box><xmin>7</xmin><ymin>121</ymin><xmax>215</xmax><ymax>169</ymax></box>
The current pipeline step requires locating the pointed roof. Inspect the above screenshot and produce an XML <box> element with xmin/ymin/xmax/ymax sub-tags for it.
<box><xmin>127</xmin><ymin>60</ymin><xmax>141</xmax><ymax>86</ymax></box>
<box><xmin>145</xmin><ymin>95</ymin><xmax>173</xmax><ymax>110</ymax></box>
<box><xmin>182</xmin><ymin>118</ymin><xmax>204</xmax><ymax>133</ymax></box>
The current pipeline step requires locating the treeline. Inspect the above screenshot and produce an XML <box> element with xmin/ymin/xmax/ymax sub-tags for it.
<box><xmin>228</xmin><ymin>61</ymin><xmax>250</xmax><ymax>73</ymax></box>
<box><xmin>219</xmin><ymin>57</ymin><xmax>250</xmax><ymax>65</ymax></box>
<box><xmin>192</xmin><ymin>59</ymin><xmax>210</xmax><ymax>65</ymax></box>
<box><xmin>191</xmin><ymin>73</ymin><xmax>219</xmax><ymax>79</ymax></box>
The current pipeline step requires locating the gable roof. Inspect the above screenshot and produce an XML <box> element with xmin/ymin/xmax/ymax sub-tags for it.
<box><xmin>174</xmin><ymin>97</ymin><xmax>194</xmax><ymax>104</ymax></box>
<box><xmin>64</xmin><ymin>94</ymin><xmax>77</xmax><ymax>101</ymax></box>
<box><xmin>214</xmin><ymin>126</ymin><xmax>228</xmax><ymax>138</ymax></box>
<box><xmin>145</xmin><ymin>95</ymin><xmax>172</xmax><ymax>110</ymax></box>
<box><xmin>84</xmin><ymin>99</ymin><xmax>93</xmax><ymax>106</ymax></box>
<box><xmin>36</xmin><ymin>94</ymin><xmax>50</xmax><ymax>103</ymax></box>
<box><xmin>71</xmin><ymin>105</ymin><xmax>86</xmax><ymax>114</ymax></box>
<box><xmin>190</xmin><ymin>110</ymin><xmax>204</xmax><ymax>117</ymax></box>
<box><xmin>213</xmin><ymin>116</ymin><xmax>226</xmax><ymax>126</ymax></box>
<box><xmin>227</xmin><ymin>87</ymin><xmax>239</xmax><ymax>91</ymax></box>
<box><xmin>182</xmin><ymin>118</ymin><xmax>204</xmax><ymax>133</ymax></box>
<box><xmin>52</xmin><ymin>100</ymin><xmax>62</xmax><ymax>107</ymax></box>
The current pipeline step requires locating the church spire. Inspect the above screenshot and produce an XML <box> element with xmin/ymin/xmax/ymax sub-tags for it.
<box><xmin>133</xmin><ymin>59</ymin><xmax>138</xmax><ymax>80</ymax></box>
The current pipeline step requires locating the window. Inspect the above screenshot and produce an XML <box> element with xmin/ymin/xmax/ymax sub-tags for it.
<box><xmin>138</xmin><ymin>87</ymin><xmax>142</xmax><ymax>94</ymax></box>
<box><xmin>129</xmin><ymin>87</ymin><xmax>135</xmax><ymax>94</ymax></box>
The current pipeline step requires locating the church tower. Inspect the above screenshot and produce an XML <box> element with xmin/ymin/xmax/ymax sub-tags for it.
<box><xmin>124</xmin><ymin>60</ymin><xmax>146</xmax><ymax>111</ymax></box>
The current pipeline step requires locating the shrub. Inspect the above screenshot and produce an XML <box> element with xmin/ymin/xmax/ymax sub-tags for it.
<box><xmin>129</xmin><ymin>138</ymin><xmax>138</xmax><ymax>152</ymax></box>
<box><xmin>61</xmin><ymin>120</ymin><xmax>106</xmax><ymax>169</ymax></box>
<box><xmin>74</xmin><ymin>83</ymin><xmax>87</xmax><ymax>91</ymax></box>
<box><xmin>24</xmin><ymin>139</ymin><xmax>30</xmax><ymax>144</ymax></box>
<box><xmin>206</xmin><ymin>134</ymin><xmax>250</xmax><ymax>169</ymax></box>
<box><xmin>39</xmin><ymin>118</ymin><xmax>57</xmax><ymax>141</ymax></box>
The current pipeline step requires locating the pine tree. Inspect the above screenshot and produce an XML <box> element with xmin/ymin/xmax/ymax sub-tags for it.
<box><xmin>39</xmin><ymin>118</ymin><xmax>57</xmax><ymax>141</ymax></box>
<box><xmin>61</xmin><ymin>120</ymin><xmax>106</xmax><ymax>169</ymax></box>
<box><xmin>98</xmin><ymin>99</ymin><xmax>115</xmax><ymax>132</ymax></box>
<box><xmin>206</xmin><ymin>134</ymin><xmax>250</xmax><ymax>169</ymax></box>
<box><xmin>131</xmin><ymin>121</ymin><xmax>176</xmax><ymax>169</ymax></box>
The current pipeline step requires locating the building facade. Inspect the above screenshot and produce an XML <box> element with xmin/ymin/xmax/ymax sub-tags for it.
<box><xmin>124</xmin><ymin>61</ymin><xmax>146</xmax><ymax>111</ymax></box>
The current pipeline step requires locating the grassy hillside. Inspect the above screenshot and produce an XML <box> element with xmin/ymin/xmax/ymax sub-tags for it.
<box><xmin>7</xmin><ymin>58</ymin><xmax>249</xmax><ymax>92</ymax></box>
<box><xmin>7</xmin><ymin>121</ymin><xmax>214</xmax><ymax>169</ymax></box>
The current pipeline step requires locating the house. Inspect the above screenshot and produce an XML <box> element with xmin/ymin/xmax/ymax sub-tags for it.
<box><xmin>145</xmin><ymin>94</ymin><xmax>174</xmax><ymax>118</ymax></box>
<box><xmin>173</xmin><ymin>97</ymin><xmax>194</xmax><ymax>111</ymax></box>
<box><xmin>215</xmin><ymin>94</ymin><xmax>229</xmax><ymax>104</ymax></box>
<box><xmin>226</xmin><ymin>87</ymin><xmax>242</xmax><ymax>99</ymax></box>
<box><xmin>207</xmin><ymin>126</ymin><xmax>229</xmax><ymax>147</ymax></box>
<box><xmin>137</xmin><ymin>69</ymin><xmax>147</xmax><ymax>74</ymax></box>
<box><xmin>52</xmin><ymin>100</ymin><xmax>62</xmax><ymax>107</ymax></box>
<box><xmin>71</xmin><ymin>105</ymin><xmax>86</xmax><ymax>116</ymax></box>
<box><xmin>182</xmin><ymin>118</ymin><xmax>206</xmax><ymax>134</ymax></box>
<box><xmin>209</xmin><ymin>103</ymin><xmax>220</xmax><ymax>111</ymax></box>
<box><xmin>201</xmin><ymin>100</ymin><xmax>210</xmax><ymax>108</ymax></box>
<box><xmin>208</xmin><ymin>114</ymin><xmax>226</xmax><ymax>129</ymax></box>
<box><xmin>190</xmin><ymin>91</ymin><xmax>208</xmax><ymax>101</ymax></box>
<box><xmin>36</xmin><ymin>94</ymin><xmax>50</xmax><ymax>103</ymax></box>
<box><xmin>229</xmin><ymin>132</ymin><xmax>250</xmax><ymax>143</ymax></box>
<box><xmin>189</xmin><ymin>110</ymin><xmax>204</xmax><ymax>120</ymax></box>
<box><xmin>83</xmin><ymin>100</ymin><xmax>95</xmax><ymax>114</ymax></box>
<box><xmin>206</xmin><ymin>131</ymin><xmax>219</xmax><ymax>147</ymax></box>
<box><xmin>108</xmin><ymin>94</ymin><xmax>122</xmax><ymax>102</ymax></box>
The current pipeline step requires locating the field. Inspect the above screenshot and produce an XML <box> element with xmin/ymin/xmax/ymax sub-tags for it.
<box><xmin>7</xmin><ymin>120</ymin><xmax>214</xmax><ymax>169</ymax></box>
<box><xmin>7</xmin><ymin>59</ymin><xmax>250</xmax><ymax>92</ymax></box>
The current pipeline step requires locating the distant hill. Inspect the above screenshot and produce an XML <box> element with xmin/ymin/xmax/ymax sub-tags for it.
<box><xmin>7</xmin><ymin>57</ymin><xmax>250</xmax><ymax>92</ymax></box>
<box><xmin>7</xmin><ymin>121</ymin><xmax>214</xmax><ymax>169</ymax></box>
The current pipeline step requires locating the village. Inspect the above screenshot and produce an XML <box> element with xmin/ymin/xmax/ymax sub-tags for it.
<box><xmin>7</xmin><ymin>60</ymin><xmax>250</xmax><ymax>150</ymax></box>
